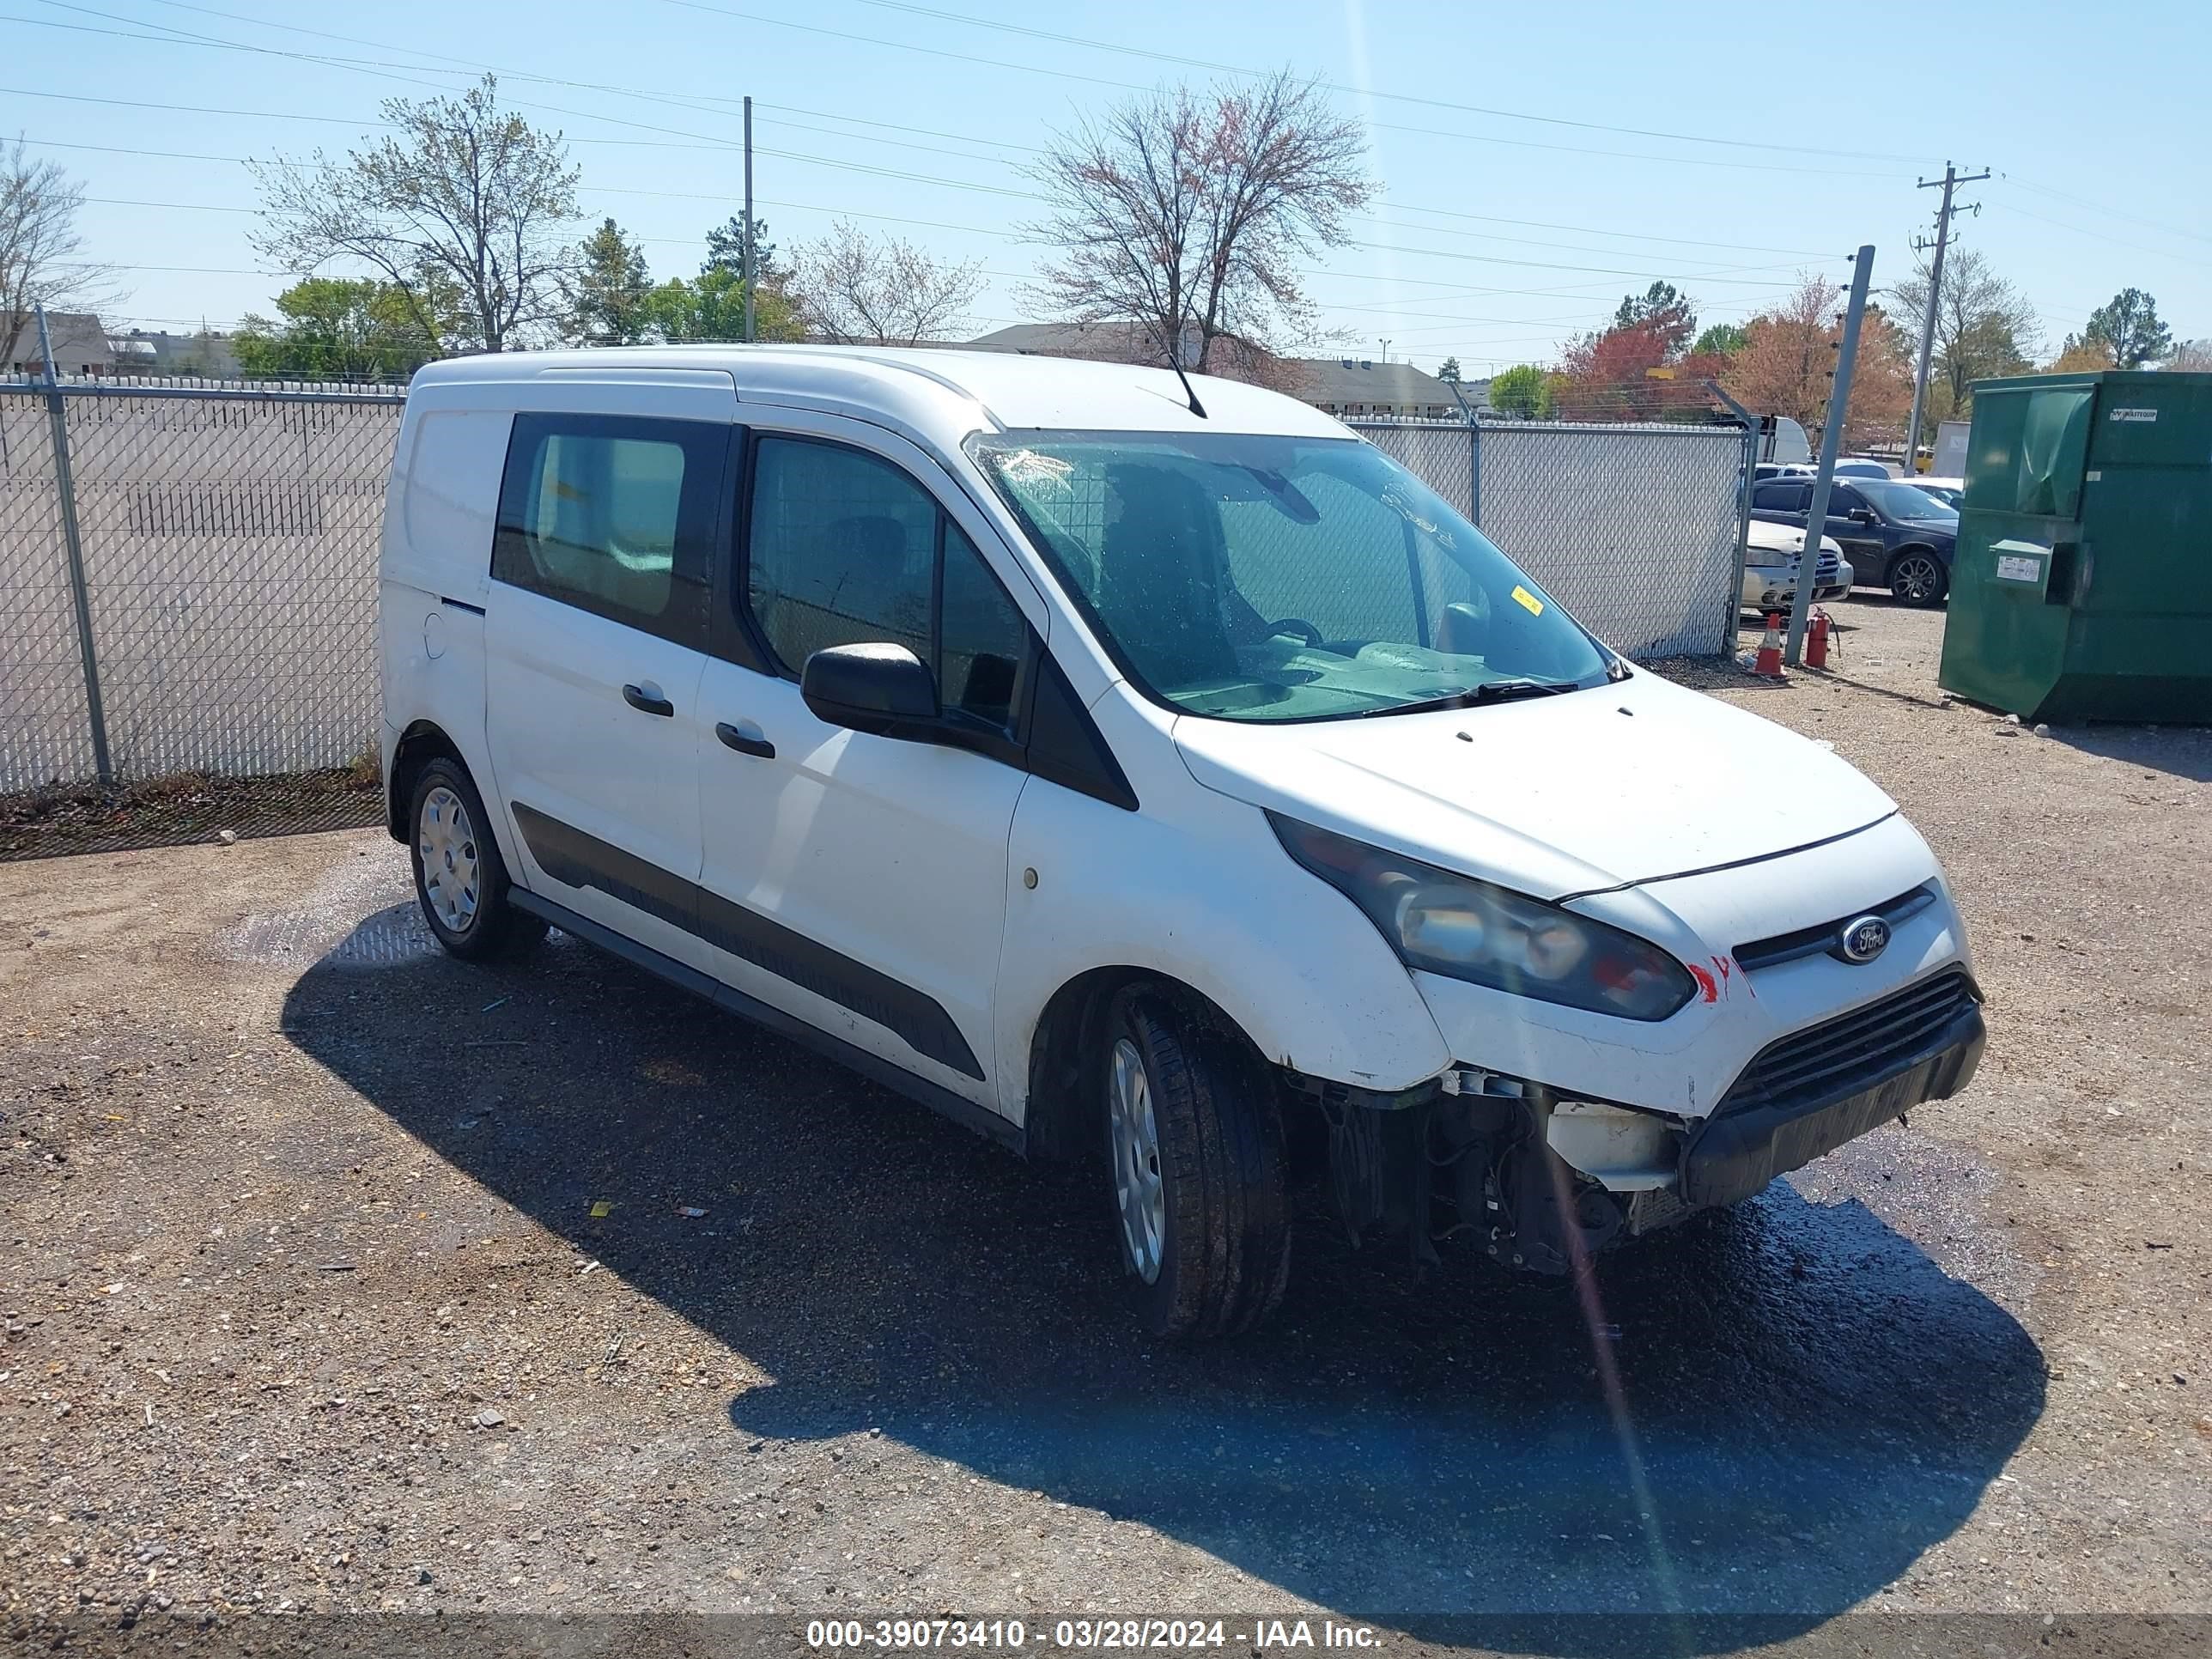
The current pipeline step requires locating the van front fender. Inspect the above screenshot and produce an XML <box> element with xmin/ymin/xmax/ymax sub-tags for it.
<box><xmin>995</xmin><ymin>778</ymin><xmax>1450</xmax><ymax>1128</ymax></box>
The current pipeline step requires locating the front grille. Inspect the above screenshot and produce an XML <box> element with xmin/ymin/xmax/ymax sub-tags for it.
<box><xmin>1735</xmin><ymin>882</ymin><xmax>1936</xmax><ymax>973</ymax></box>
<box><xmin>1718</xmin><ymin>969</ymin><xmax>1977</xmax><ymax>1118</ymax></box>
<box><xmin>1814</xmin><ymin>552</ymin><xmax>1840</xmax><ymax>580</ymax></box>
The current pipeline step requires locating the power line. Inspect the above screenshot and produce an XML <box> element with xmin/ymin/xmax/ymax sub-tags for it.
<box><xmin>2002</xmin><ymin>173</ymin><xmax>2212</xmax><ymax>250</ymax></box>
<box><xmin>653</xmin><ymin>0</ymin><xmax>1908</xmax><ymax>179</ymax></box>
<box><xmin>15</xmin><ymin>0</ymin><xmax>1905</xmax><ymax>180</ymax></box>
<box><xmin>830</xmin><ymin>0</ymin><xmax>1927</xmax><ymax>162</ymax></box>
<box><xmin>1374</xmin><ymin>199</ymin><xmax>1835</xmax><ymax>259</ymax></box>
<box><xmin>76</xmin><ymin>180</ymin><xmax>1811</xmax><ymax>289</ymax></box>
<box><xmin>1985</xmin><ymin>200</ymin><xmax>2211</xmax><ymax>272</ymax></box>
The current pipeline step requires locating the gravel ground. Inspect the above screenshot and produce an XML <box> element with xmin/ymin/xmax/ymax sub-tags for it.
<box><xmin>3</xmin><ymin>595</ymin><xmax>2207</xmax><ymax>1654</ymax></box>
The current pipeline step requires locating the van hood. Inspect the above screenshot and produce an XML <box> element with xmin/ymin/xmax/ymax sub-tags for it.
<box><xmin>1172</xmin><ymin>669</ymin><xmax>1896</xmax><ymax>899</ymax></box>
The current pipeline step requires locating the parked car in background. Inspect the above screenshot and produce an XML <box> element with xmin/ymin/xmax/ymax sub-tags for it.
<box><xmin>1763</xmin><ymin>459</ymin><xmax>1893</xmax><ymax>482</ymax></box>
<box><xmin>1741</xmin><ymin>520</ymin><xmax>1852</xmax><ymax>612</ymax></box>
<box><xmin>378</xmin><ymin>345</ymin><xmax>1984</xmax><ymax>1337</ymax></box>
<box><xmin>1752</xmin><ymin>476</ymin><xmax>1959</xmax><ymax>605</ymax></box>
<box><xmin>1913</xmin><ymin>477</ymin><xmax>1964</xmax><ymax>509</ymax></box>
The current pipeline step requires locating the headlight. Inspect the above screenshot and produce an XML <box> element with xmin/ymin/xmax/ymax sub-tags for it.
<box><xmin>1269</xmin><ymin>815</ymin><xmax>1695</xmax><ymax>1022</ymax></box>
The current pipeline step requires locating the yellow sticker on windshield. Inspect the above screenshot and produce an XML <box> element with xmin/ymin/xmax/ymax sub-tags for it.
<box><xmin>1511</xmin><ymin>585</ymin><xmax>1544</xmax><ymax>617</ymax></box>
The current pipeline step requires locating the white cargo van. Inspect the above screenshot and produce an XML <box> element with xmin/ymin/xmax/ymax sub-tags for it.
<box><xmin>380</xmin><ymin>347</ymin><xmax>1984</xmax><ymax>1337</ymax></box>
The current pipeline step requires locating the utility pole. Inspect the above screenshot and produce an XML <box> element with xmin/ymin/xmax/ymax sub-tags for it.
<box><xmin>1788</xmin><ymin>245</ymin><xmax>1875</xmax><ymax>667</ymax></box>
<box><xmin>1901</xmin><ymin>161</ymin><xmax>1989</xmax><ymax>476</ymax></box>
<box><xmin>742</xmin><ymin>95</ymin><xmax>757</xmax><ymax>345</ymax></box>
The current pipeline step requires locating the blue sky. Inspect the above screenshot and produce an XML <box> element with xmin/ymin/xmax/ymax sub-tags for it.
<box><xmin>9</xmin><ymin>0</ymin><xmax>2208</xmax><ymax>372</ymax></box>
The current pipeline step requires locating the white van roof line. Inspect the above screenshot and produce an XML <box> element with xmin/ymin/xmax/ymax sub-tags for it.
<box><xmin>832</xmin><ymin>349</ymin><xmax>1009</xmax><ymax>434</ymax></box>
<box><xmin>409</xmin><ymin>343</ymin><xmax>1352</xmax><ymax>441</ymax></box>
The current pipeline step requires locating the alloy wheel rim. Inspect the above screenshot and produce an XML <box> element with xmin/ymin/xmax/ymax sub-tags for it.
<box><xmin>417</xmin><ymin>785</ymin><xmax>481</xmax><ymax>934</ymax></box>
<box><xmin>1897</xmin><ymin>556</ymin><xmax>1938</xmax><ymax>601</ymax></box>
<box><xmin>1108</xmin><ymin>1036</ymin><xmax>1166</xmax><ymax>1285</ymax></box>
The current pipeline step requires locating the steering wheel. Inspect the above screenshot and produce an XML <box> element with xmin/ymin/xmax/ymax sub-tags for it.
<box><xmin>1265</xmin><ymin>617</ymin><xmax>1325</xmax><ymax>648</ymax></box>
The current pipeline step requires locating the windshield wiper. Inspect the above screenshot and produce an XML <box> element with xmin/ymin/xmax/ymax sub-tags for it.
<box><xmin>1358</xmin><ymin>678</ymin><xmax>1580</xmax><ymax>717</ymax></box>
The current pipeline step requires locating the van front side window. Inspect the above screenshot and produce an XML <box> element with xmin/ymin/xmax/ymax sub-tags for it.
<box><xmin>746</xmin><ymin>436</ymin><xmax>1030</xmax><ymax>738</ymax></box>
<box><xmin>491</xmin><ymin>412</ymin><xmax>722</xmax><ymax>647</ymax></box>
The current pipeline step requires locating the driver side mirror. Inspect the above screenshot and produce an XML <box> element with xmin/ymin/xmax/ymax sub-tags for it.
<box><xmin>1848</xmin><ymin>507</ymin><xmax>1877</xmax><ymax>525</ymax></box>
<box><xmin>801</xmin><ymin>642</ymin><xmax>940</xmax><ymax>738</ymax></box>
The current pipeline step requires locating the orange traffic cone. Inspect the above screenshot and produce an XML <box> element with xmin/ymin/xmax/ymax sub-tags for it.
<box><xmin>1753</xmin><ymin>611</ymin><xmax>1784</xmax><ymax>677</ymax></box>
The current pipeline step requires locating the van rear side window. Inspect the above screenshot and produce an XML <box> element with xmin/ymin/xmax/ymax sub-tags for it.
<box><xmin>491</xmin><ymin>412</ymin><xmax>725</xmax><ymax>648</ymax></box>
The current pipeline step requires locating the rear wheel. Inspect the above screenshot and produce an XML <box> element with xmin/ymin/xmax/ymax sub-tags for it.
<box><xmin>409</xmin><ymin>757</ymin><xmax>546</xmax><ymax>962</ymax></box>
<box><xmin>1888</xmin><ymin>550</ymin><xmax>1948</xmax><ymax>606</ymax></box>
<box><xmin>1103</xmin><ymin>987</ymin><xmax>1291</xmax><ymax>1339</ymax></box>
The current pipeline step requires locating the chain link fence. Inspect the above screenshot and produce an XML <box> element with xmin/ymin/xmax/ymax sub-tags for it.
<box><xmin>1</xmin><ymin>384</ymin><xmax>1748</xmax><ymax>811</ymax></box>
<box><xmin>1352</xmin><ymin>416</ymin><xmax>1749</xmax><ymax>659</ymax></box>
<box><xmin>0</xmin><ymin>379</ymin><xmax>402</xmax><ymax>800</ymax></box>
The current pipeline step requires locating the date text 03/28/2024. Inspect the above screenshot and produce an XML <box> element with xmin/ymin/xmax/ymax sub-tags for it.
<box><xmin>803</xmin><ymin>1620</ymin><xmax>1383</xmax><ymax>1650</ymax></box>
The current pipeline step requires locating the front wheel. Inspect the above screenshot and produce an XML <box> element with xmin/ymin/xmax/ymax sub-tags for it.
<box><xmin>1103</xmin><ymin>988</ymin><xmax>1291</xmax><ymax>1339</ymax></box>
<box><xmin>1888</xmin><ymin>550</ymin><xmax>1948</xmax><ymax>606</ymax></box>
<box><xmin>409</xmin><ymin>758</ymin><xmax>546</xmax><ymax>962</ymax></box>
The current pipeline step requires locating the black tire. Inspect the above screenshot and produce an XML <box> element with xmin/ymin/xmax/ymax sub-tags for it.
<box><xmin>1102</xmin><ymin>986</ymin><xmax>1291</xmax><ymax>1339</ymax></box>
<box><xmin>406</xmin><ymin>757</ymin><xmax>546</xmax><ymax>962</ymax></box>
<box><xmin>1887</xmin><ymin>550</ymin><xmax>1948</xmax><ymax>606</ymax></box>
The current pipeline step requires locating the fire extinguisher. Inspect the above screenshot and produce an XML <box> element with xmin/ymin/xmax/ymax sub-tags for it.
<box><xmin>1806</xmin><ymin>608</ymin><xmax>1834</xmax><ymax>669</ymax></box>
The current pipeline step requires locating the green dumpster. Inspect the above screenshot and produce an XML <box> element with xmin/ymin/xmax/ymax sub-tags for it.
<box><xmin>1938</xmin><ymin>368</ymin><xmax>2212</xmax><ymax>723</ymax></box>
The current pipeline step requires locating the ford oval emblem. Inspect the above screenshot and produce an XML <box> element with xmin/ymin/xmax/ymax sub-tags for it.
<box><xmin>1839</xmin><ymin>915</ymin><xmax>1891</xmax><ymax>963</ymax></box>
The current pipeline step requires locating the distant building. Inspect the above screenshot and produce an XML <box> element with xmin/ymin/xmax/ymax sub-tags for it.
<box><xmin>115</xmin><ymin>328</ymin><xmax>241</xmax><ymax>379</ymax></box>
<box><xmin>966</xmin><ymin>320</ymin><xmax>1158</xmax><ymax>362</ymax></box>
<box><xmin>3</xmin><ymin>311</ymin><xmax>115</xmax><ymax>377</ymax></box>
<box><xmin>964</xmin><ymin>325</ymin><xmax>1491</xmax><ymax>422</ymax></box>
<box><xmin>1289</xmin><ymin>358</ymin><xmax>1486</xmax><ymax>422</ymax></box>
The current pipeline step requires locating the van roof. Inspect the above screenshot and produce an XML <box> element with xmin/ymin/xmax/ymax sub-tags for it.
<box><xmin>410</xmin><ymin>344</ymin><xmax>1353</xmax><ymax>440</ymax></box>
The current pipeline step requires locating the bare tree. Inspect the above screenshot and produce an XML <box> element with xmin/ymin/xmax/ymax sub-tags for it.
<box><xmin>2166</xmin><ymin>338</ymin><xmax>2212</xmax><ymax>374</ymax></box>
<box><xmin>1021</xmin><ymin>72</ymin><xmax>1370</xmax><ymax>378</ymax></box>
<box><xmin>1891</xmin><ymin>246</ymin><xmax>2039</xmax><ymax>434</ymax></box>
<box><xmin>251</xmin><ymin>76</ymin><xmax>580</xmax><ymax>354</ymax></box>
<box><xmin>0</xmin><ymin>137</ymin><xmax>121</xmax><ymax>370</ymax></box>
<box><xmin>793</xmin><ymin>222</ymin><xmax>984</xmax><ymax>346</ymax></box>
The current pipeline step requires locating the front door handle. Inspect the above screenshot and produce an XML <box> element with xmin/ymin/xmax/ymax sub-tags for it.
<box><xmin>715</xmin><ymin>722</ymin><xmax>776</xmax><ymax>759</ymax></box>
<box><xmin>623</xmin><ymin>683</ymin><xmax>675</xmax><ymax>717</ymax></box>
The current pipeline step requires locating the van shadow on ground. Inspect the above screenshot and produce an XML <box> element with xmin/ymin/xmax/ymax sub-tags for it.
<box><xmin>281</xmin><ymin>903</ymin><xmax>2045</xmax><ymax>1658</ymax></box>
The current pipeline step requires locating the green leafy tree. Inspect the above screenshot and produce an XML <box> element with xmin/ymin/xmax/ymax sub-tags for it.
<box><xmin>2079</xmin><ymin>288</ymin><xmax>2172</xmax><ymax>370</ymax></box>
<box><xmin>1613</xmin><ymin>280</ymin><xmax>1697</xmax><ymax>358</ymax></box>
<box><xmin>233</xmin><ymin>276</ymin><xmax>443</xmax><ymax>381</ymax></box>
<box><xmin>1487</xmin><ymin>362</ymin><xmax>1551</xmax><ymax>419</ymax></box>
<box><xmin>251</xmin><ymin>76</ymin><xmax>580</xmax><ymax>352</ymax></box>
<box><xmin>641</xmin><ymin>264</ymin><xmax>803</xmax><ymax>343</ymax></box>
<box><xmin>1691</xmin><ymin>321</ymin><xmax>1745</xmax><ymax>357</ymax></box>
<box><xmin>565</xmin><ymin>219</ymin><xmax>653</xmax><ymax>344</ymax></box>
<box><xmin>703</xmin><ymin>216</ymin><xmax>781</xmax><ymax>283</ymax></box>
<box><xmin>1436</xmin><ymin>356</ymin><xmax>1461</xmax><ymax>382</ymax></box>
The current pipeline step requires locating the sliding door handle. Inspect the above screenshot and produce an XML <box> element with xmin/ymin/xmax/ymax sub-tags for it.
<box><xmin>715</xmin><ymin>722</ymin><xmax>776</xmax><ymax>759</ymax></box>
<box><xmin>623</xmin><ymin>684</ymin><xmax>675</xmax><ymax>717</ymax></box>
